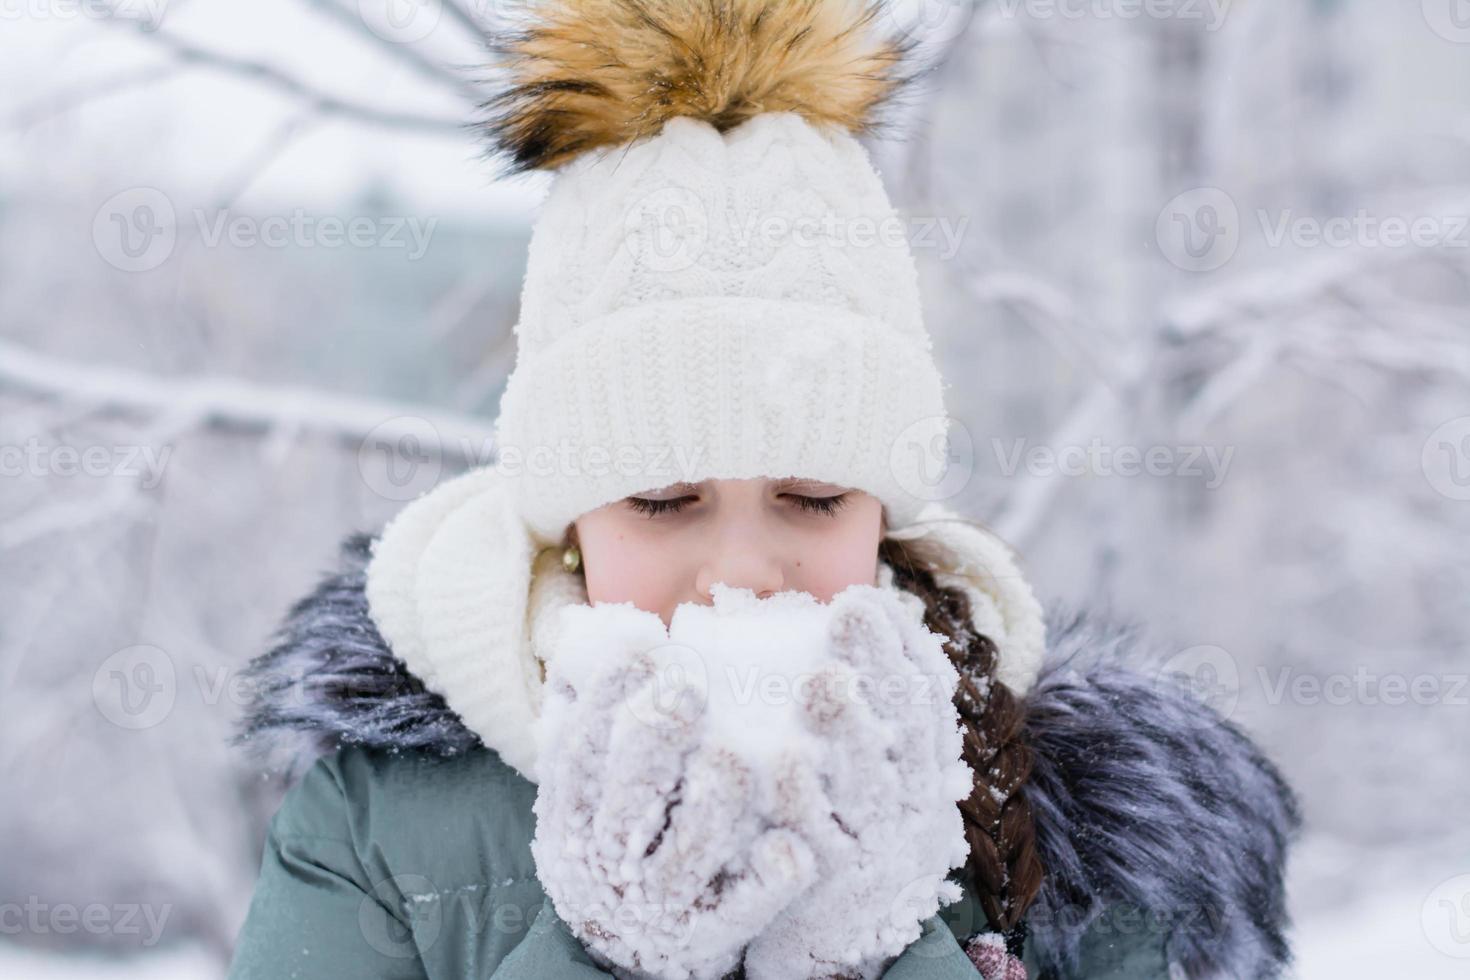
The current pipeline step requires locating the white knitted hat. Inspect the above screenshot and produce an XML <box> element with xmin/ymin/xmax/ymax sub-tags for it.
<box><xmin>493</xmin><ymin>108</ymin><xmax>947</xmax><ymax>540</ymax></box>
<box><xmin>363</xmin><ymin>0</ymin><xmax>1048</xmax><ymax>782</ymax></box>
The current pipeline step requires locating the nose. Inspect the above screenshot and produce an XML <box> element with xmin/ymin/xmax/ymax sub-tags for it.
<box><xmin>693</xmin><ymin>523</ymin><xmax>785</xmax><ymax>601</ymax></box>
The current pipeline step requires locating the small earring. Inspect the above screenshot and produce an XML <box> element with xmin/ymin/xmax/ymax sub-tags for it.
<box><xmin>561</xmin><ymin>545</ymin><xmax>581</xmax><ymax>573</ymax></box>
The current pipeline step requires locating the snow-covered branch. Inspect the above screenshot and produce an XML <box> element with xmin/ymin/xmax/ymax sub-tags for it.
<box><xmin>297</xmin><ymin>0</ymin><xmax>487</xmax><ymax>102</ymax></box>
<box><xmin>97</xmin><ymin>10</ymin><xmax>467</xmax><ymax>134</ymax></box>
<box><xmin>5</xmin><ymin>63</ymin><xmax>183</xmax><ymax>130</ymax></box>
<box><xmin>0</xmin><ymin>339</ymin><xmax>497</xmax><ymax>453</ymax></box>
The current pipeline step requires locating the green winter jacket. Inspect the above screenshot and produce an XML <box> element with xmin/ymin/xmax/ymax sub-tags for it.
<box><xmin>227</xmin><ymin>744</ymin><xmax>1172</xmax><ymax>980</ymax></box>
<box><xmin>225</xmin><ymin>532</ymin><xmax>1302</xmax><ymax>980</ymax></box>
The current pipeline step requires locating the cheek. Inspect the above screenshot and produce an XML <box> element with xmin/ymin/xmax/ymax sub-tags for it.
<box><xmin>576</xmin><ymin>515</ymin><xmax>685</xmax><ymax>612</ymax></box>
<box><xmin>790</xmin><ymin>498</ymin><xmax>884</xmax><ymax>602</ymax></box>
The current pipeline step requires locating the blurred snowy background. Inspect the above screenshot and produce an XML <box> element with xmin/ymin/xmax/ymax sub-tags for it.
<box><xmin>1</xmin><ymin>0</ymin><xmax>1467</xmax><ymax>976</ymax></box>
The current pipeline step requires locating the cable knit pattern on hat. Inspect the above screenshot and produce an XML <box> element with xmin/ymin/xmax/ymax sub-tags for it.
<box><xmin>494</xmin><ymin>112</ymin><xmax>949</xmax><ymax>542</ymax></box>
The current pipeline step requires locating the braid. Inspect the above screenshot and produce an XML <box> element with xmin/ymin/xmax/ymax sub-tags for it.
<box><xmin>878</xmin><ymin>534</ymin><xmax>1045</xmax><ymax>936</ymax></box>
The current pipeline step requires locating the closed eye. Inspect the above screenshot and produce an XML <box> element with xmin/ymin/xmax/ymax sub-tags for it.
<box><xmin>785</xmin><ymin>492</ymin><xmax>849</xmax><ymax>516</ymax></box>
<box><xmin>625</xmin><ymin>492</ymin><xmax>850</xmax><ymax>518</ymax></box>
<box><xmin>626</xmin><ymin>495</ymin><xmax>697</xmax><ymax>517</ymax></box>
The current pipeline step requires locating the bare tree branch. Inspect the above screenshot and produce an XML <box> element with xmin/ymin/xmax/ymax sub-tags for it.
<box><xmin>990</xmin><ymin>379</ymin><xmax>1124</xmax><ymax>547</ymax></box>
<box><xmin>1174</xmin><ymin>332</ymin><xmax>1285</xmax><ymax>439</ymax></box>
<box><xmin>1161</xmin><ymin>191</ymin><xmax>1470</xmax><ymax>341</ymax></box>
<box><xmin>957</xmin><ymin>268</ymin><xmax>1134</xmax><ymax>392</ymax></box>
<box><xmin>208</xmin><ymin>111</ymin><xmax>320</xmax><ymax>209</ymax></box>
<box><xmin>98</xmin><ymin>13</ymin><xmax>467</xmax><ymax>134</ymax></box>
<box><xmin>298</xmin><ymin>0</ymin><xmax>486</xmax><ymax>102</ymax></box>
<box><xmin>0</xmin><ymin>476</ymin><xmax>152</xmax><ymax>551</ymax></box>
<box><xmin>6</xmin><ymin>64</ymin><xmax>183</xmax><ymax>130</ymax></box>
<box><xmin>0</xmin><ymin>339</ymin><xmax>497</xmax><ymax>456</ymax></box>
<box><xmin>441</xmin><ymin>0</ymin><xmax>490</xmax><ymax>38</ymax></box>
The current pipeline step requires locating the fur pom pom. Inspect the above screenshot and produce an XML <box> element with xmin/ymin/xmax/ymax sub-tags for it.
<box><xmin>481</xmin><ymin>0</ymin><xmax>919</xmax><ymax>172</ymax></box>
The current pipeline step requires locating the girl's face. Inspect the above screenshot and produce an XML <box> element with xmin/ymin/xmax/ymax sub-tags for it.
<box><xmin>572</xmin><ymin>477</ymin><xmax>885</xmax><ymax>627</ymax></box>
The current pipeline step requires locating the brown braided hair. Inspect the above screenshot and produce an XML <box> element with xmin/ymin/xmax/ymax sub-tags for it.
<box><xmin>877</xmin><ymin>528</ymin><xmax>1045</xmax><ymax>938</ymax></box>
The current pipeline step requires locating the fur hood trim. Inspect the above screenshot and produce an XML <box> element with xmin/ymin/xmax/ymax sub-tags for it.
<box><xmin>230</xmin><ymin>532</ymin><xmax>1301</xmax><ymax>980</ymax></box>
<box><xmin>1020</xmin><ymin>606</ymin><xmax>1302</xmax><ymax>979</ymax></box>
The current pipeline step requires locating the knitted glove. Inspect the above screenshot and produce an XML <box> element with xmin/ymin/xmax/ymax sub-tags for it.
<box><xmin>963</xmin><ymin>932</ymin><xmax>1028</xmax><ymax>980</ymax></box>
<box><xmin>530</xmin><ymin>600</ymin><xmax>822</xmax><ymax>980</ymax></box>
<box><xmin>741</xmin><ymin>585</ymin><xmax>975</xmax><ymax>980</ymax></box>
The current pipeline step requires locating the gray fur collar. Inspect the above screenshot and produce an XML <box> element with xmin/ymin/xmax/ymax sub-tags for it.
<box><xmin>231</xmin><ymin>532</ymin><xmax>1302</xmax><ymax>980</ymax></box>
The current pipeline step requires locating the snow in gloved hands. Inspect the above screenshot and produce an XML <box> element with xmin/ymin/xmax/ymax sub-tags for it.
<box><xmin>530</xmin><ymin>581</ymin><xmax>975</xmax><ymax>980</ymax></box>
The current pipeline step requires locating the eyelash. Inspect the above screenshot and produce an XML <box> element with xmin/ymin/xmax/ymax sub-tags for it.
<box><xmin>626</xmin><ymin>493</ymin><xmax>850</xmax><ymax>518</ymax></box>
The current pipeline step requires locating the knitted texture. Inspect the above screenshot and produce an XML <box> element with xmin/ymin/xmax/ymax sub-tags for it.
<box><xmin>493</xmin><ymin>112</ymin><xmax>949</xmax><ymax>542</ymax></box>
<box><xmin>364</xmin><ymin>467</ymin><xmax>545</xmax><ymax>778</ymax></box>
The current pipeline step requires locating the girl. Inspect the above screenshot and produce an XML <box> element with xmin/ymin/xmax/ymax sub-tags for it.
<box><xmin>225</xmin><ymin>2</ymin><xmax>1301</xmax><ymax>978</ymax></box>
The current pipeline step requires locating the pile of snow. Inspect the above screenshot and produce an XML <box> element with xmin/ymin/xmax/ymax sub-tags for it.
<box><xmin>531</xmin><ymin>582</ymin><xmax>974</xmax><ymax>980</ymax></box>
